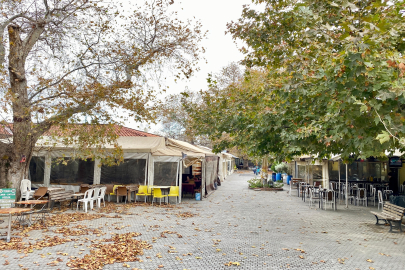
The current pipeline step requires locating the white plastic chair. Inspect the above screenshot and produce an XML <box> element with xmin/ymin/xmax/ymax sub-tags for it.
<box><xmin>77</xmin><ymin>189</ymin><xmax>93</xmax><ymax>213</ymax></box>
<box><xmin>90</xmin><ymin>188</ymin><xmax>100</xmax><ymax>209</ymax></box>
<box><xmin>20</xmin><ymin>179</ymin><xmax>35</xmax><ymax>201</ymax></box>
<box><xmin>378</xmin><ymin>190</ymin><xmax>384</xmax><ymax>210</ymax></box>
<box><xmin>97</xmin><ymin>187</ymin><xmax>107</xmax><ymax>208</ymax></box>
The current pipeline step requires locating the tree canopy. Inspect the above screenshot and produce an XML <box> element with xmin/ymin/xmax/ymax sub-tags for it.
<box><xmin>187</xmin><ymin>0</ymin><xmax>405</xmax><ymax>161</ymax></box>
<box><xmin>0</xmin><ymin>0</ymin><xmax>205</xmax><ymax>188</ymax></box>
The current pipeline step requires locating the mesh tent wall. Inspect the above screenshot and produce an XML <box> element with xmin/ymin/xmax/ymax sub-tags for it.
<box><xmin>29</xmin><ymin>156</ymin><xmax>45</xmax><ymax>184</ymax></box>
<box><xmin>101</xmin><ymin>159</ymin><xmax>147</xmax><ymax>185</ymax></box>
<box><xmin>50</xmin><ymin>158</ymin><xmax>94</xmax><ymax>185</ymax></box>
<box><xmin>205</xmin><ymin>156</ymin><xmax>219</xmax><ymax>196</ymax></box>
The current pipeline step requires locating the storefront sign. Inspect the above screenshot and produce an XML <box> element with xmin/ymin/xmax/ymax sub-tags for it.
<box><xmin>0</xmin><ymin>189</ymin><xmax>16</xmax><ymax>208</ymax></box>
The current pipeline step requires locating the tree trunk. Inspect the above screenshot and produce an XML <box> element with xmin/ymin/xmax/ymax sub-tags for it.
<box><xmin>7</xmin><ymin>160</ymin><xmax>30</xmax><ymax>200</ymax></box>
<box><xmin>7</xmin><ymin>25</ymin><xmax>36</xmax><ymax>200</ymax></box>
<box><xmin>242</xmin><ymin>158</ymin><xmax>249</xmax><ymax>170</ymax></box>
<box><xmin>0</xmin><ymin>161</ymin><xmax>7</xmax><ymax>188</ymax></box>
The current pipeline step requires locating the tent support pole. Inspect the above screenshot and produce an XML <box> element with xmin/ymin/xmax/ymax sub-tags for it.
<box><xmin>345</xmin><ymin>163</ymin><xmax>348</xmax><ymax>209</ymax></box>
<box><xmin>338</xmin><ymin>160</ymin><xmax>341</xmax><ymax>204</ymax></box>
<box><xmin>44</xmin><ymin>153</ymin><xmax>51</xmax><ymax>187</ymax></box>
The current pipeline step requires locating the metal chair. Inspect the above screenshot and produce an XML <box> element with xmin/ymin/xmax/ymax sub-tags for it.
<box><xmin>116</xmin><ymin>186</ymin><xmax>127</xmax><ymax>203</ymax></box>
<box><xmin>309</xmin><ymin>187</ymin><xmax>319</xmax><ymax>209</ymax></box>
<box><xmin>323</xmin><ymin>190</ymin><xmax>335</xmax><ymax>210</ymax></box>
<box><xmin>378</xmin><ymin>190</ymin><xmax>384</xmax><ymax>210</ymax></box>
<box><xmin>105</xmin><ymin>184</ymin><xmax>114</xmax><ymax>202</ymax></box>
<box><xmin>356</xmin><ymin>188</ymin><xmax>367</xmax><ymax>207</ymax></box>
<box><xmin>33</xmin><ymin>187</ymin><xmax>48</xmax><ymax>200</ymax></box>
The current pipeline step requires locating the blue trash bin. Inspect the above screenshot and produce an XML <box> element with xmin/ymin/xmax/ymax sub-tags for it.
<box><xmin>195</xmin><ymin>193</ymin><xmax>201</xmax><ymax>201</ymax></box>
<box><xmin>272</xmin><ymin>173</ymin><xmax>276</xmax><ymax>182</ymax></box>
<box><xmin>287</xmin><ymin>175</ymin><xmax>292</xmax><ymax>185</ymax></box>
<box><xmin>276</xmin><ymin>173</ymin><xmax>282</xmax><ymax>181</ymax></box>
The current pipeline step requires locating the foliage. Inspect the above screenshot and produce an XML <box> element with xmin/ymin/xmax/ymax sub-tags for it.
<box><xmin>0</xmin><ymin>0</ymin><xmax>206</xmax><ymax>187</ymax></box>
<box><xmin>187</xmin><ymin>0</ymin><xmax>405</xmax><ymax>162</ymax></box>
<box><xmin>247</xmin><ymin>177</ymin><xmax>284</xmax><ymax>188</ymax></box>
<box><xmin>274</xmin><ymin>163</ymin><xmax>287</xmax><ymax>173</ymax></box>
<box><xmin>247</xmin><ymin>178</ymin><xmax>263</xmax><ymax>188</ymax></box>
<box><xmin>158</xmin><ymin>91</ymin><xmax>211</xmax><ymax>146</ymax></box>
<box><xmin>273</xmin><ymin>181</ymin><xmax>284</xmax><ymax>188</ymax></box>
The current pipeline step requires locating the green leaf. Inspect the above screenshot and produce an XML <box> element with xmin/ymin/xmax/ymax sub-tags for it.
<box><xmin>376</xmin><ymin>131</ymin><xmax>390</xmax><ymax>144</ymax></box>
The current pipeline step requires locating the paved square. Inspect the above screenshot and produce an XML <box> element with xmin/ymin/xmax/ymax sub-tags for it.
<box><xmin>0</xmin><ymin>172</ymin><xmax>404</xmax><ymax>269</ymax></box>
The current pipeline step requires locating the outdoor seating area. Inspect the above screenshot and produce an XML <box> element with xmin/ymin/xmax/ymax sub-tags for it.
<box><xmin>0</xmin><ymin>179</ymin><xmax>185</xmax><ymax>243</ymax></box>
<box><xmin>290</xmin><ymin>179</ymin><xmax>397</xmax><ymax>212</ymax></box>
<box><xmin>288</xmin><ymin>177</ymin><xmax>405</xmax><ymax>233</ymax></box>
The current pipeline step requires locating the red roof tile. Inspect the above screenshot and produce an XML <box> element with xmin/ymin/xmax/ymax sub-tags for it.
<box><xmin>0</xmin><ymin>123</ymin><xmax>159</xmax><ymax>137</ymax></box>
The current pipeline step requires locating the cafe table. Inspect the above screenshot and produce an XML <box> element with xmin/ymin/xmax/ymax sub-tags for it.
<box><xmin>0</xmin><ymin>208</ymin><xmax>31</xmax><ymax>242</ymax></box>
<box><xmin>70</xmin><ymin>193</ymin><xmax>85</xmax><ymax>209</ymax></box>
<box><xmin>113</xmin><ymin>185</ymin><xmax>139</xmax><ymax>202</ymax></box>
<box><xmin>14</xmin><ymin>200</ymin><xmax>49</xmax><ymax>224</ymax></box>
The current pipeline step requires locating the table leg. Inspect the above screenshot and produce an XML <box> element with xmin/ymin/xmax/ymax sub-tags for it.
<box><xmin>7</xmin><ymin>213</ymin><xmax>11</xmax><ymax>242</ymax></box>
<box><xmin>29</xmin><ymin>205</ymin><xmax>33</xmax><ymax>223</ymax></box>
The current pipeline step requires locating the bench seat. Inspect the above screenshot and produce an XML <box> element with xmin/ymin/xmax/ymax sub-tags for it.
<box><xmin>49</xmin><ymin>190</ymin><xmax>74</xmax><ymax>210</ymax></box>
<box><xmin>371</xmin><ymin>202</ymin><xmax>405</xmax><ymax>233</ymax></box>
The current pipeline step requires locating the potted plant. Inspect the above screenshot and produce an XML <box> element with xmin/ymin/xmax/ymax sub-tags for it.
<box><xmin>274</xmin><ymin>163</ymin><xmax>287</xmax><ymax>182</ymax></box>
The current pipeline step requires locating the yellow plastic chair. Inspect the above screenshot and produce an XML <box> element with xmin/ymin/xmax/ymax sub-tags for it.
<box><xmin>152</xmin><ymin>188</ymin><xmax>167</xmax><ymax>206</ymax></box>
<box><xmin>167</xmin><ymin>186</ymin><xmax>180</xmax><ymax>204</ymax></box>
<box><xmin>136</xmin><ymin>185</ymin><xmax>151</xmax><ymax>203</ymax></box>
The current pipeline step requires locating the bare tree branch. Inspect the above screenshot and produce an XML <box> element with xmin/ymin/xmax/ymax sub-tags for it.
<box><xmin>33</xmin><ymin>101</ymin><xmax>98</xmax><ymax>140</ymax></box>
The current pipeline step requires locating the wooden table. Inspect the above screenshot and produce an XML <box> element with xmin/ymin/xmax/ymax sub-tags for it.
<box><xmin>113</xmin><ymin>185</ymin><xmax>139</xmax><ymax>202</ymax></box>
<box><xmin>0</xmin><ymin>208</ymin><xmax>31</xmax><ymax>242</ymax></box>
<box><xmin>15</xmin><ymin>200</ymin><xmax>49</xmax><ymax>224</ymax></box>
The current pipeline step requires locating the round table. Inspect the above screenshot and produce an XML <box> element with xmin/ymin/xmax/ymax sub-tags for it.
<box><xmin>0</xmin><ymin>208</ymin><xmax>32</xmax><ymax>242</ymax></box>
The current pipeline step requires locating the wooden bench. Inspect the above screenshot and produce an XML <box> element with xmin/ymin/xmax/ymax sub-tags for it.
<box><xmin>49</xmin><ymin>190</ymin><xmax>74</xmax><ymax>210</ymax></box>
<box><xmin>370</xmin><ymin>202</ymin><xmax>405</xmax><ymax>233</ymax></box>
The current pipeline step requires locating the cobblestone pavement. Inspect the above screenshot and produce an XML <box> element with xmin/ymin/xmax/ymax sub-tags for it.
<box><xmin>0</xmin><ymin>172</ymin><xmax>404</xmax><ymax>270</ymax></box>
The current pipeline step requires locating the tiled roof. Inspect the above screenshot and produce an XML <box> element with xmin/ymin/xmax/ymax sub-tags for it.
<box><xmin>0</xmin><ymin>123</ymin><xmax>13</xmax><ymax>136</ymax></box>
<box><xmin>0</xmin><ymin>123</ymin><xmax>159</xmax><ymax>137</ymax></box>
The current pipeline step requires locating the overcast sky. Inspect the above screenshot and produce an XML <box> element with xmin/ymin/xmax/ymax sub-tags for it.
<box><xmin>131</xmin><ymin>0</ymin><xmax>251</xmax><ymax>131</ymax></box>
<box><xmin>165</xmin><ymin>0</ymin><xmax>248</xmax><ymax>93</ymax></box>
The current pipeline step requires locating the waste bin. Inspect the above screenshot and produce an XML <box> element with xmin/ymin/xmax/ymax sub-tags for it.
<box><xmin>287</xmin><ymin>175</ymin><xmax>292</xmax><ymax>185</ymax></box>
<box><xmin>195</xmin><ymin>193</ymin><xmax>201</xmax><ymax>201</ymax></box>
